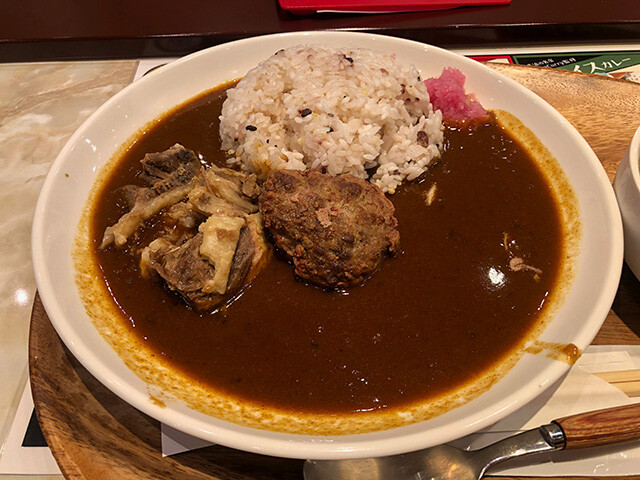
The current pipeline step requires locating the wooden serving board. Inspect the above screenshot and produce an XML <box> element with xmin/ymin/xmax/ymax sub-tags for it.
<box><xmin>30</xmin><ymin>64</ymin><xmax>640</xmax><ymax>480</ymax></box>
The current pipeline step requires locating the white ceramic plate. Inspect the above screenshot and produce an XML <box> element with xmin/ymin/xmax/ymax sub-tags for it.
<box><xmin>32</xmin><ymin>31</ymin><xmax>623</xmax><ymax>460</ymax></box>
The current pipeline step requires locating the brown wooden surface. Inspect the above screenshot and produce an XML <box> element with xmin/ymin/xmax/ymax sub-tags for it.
<box><xmin>1</xmin><ymin>1</ymin><xmax>640</xmax><ymax>61</ymax></box>
<box><xmin>554</xmin><ymin>404</ymin><xmax>640</xmax><ymax>450</ymax></box>
<box><xmin>30</xmin><ymin>64</ymin><xmax>640</xmax><ymax>479</ymax></box>
<box><xmin>2</xmin><ymin>0</ymin><xmax>639</xmax><ymax>42</ymax></box>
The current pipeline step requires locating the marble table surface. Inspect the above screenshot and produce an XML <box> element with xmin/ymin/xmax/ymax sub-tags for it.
<box><xmin>0</xmin><ymin>60</ymin><xmax>139</xmax><ymax>479</ymax></box>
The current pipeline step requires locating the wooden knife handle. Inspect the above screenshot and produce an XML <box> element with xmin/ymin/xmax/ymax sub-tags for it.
<box><xmin>553</xmin><ymin>403</ymin><xmax>640</xmax><ymax>449</ymax></box>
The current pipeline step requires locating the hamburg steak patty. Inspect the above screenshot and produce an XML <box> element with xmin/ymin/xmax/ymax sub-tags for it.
<box><xmin>260</xmin><ymin>170</ymin><xmax>400</xmax><ymax>287</ymax></box>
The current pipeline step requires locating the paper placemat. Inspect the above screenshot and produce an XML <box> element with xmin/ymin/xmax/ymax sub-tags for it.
<box><xmin>0</xmin><ymin>380</ymin><xmax>61</xmax><ymax>475</ymax></box>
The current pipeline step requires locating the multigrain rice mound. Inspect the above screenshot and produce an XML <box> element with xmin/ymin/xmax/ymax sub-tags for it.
<box><xmin>219</xmin><ymin>45</ymin><xmax>444</xmax><ymax>193</ymax></box>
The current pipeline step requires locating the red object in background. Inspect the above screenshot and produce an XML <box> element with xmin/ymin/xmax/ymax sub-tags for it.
<box><xmin>468</xmin><ymin>55</ymin><xmax>514</xmax><ymax>63</ymax></box>
<box><xmin>279</xmin><ymin>0</ymin><xmax>511</xmax><ymax>13</ymax></box>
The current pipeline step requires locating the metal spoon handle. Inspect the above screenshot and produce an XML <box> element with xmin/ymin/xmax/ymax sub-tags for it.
<box><xmin>553</xmin><ymin>402</ymin><xmax>640</xmax><ymax>449</ymax></box>
<box><xmin>471</xmin><ymin>424</ymin><xmax>563</xmax><ymax>477</ymax></box>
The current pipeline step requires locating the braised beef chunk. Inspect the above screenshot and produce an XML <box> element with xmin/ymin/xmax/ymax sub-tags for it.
<box><xmin>102</xmin><ymin>143</ymin><xmax>269</xmax><ymax>310</ymax></box>
<box><xmin>259</xmin><ymin>170</ymin><xmax>400</xmax><ymax>288</ymax></box>
<box><xmin>142</xmin><ymin>234</ymin><xmax>215</xmax><ymax>304</ymax></box>
<box><xmin>100</xmin><ymin>144</ymin><xmax>201</xmax><ymax>248</ymax></box>
<box><xmin>225</xmin><ymin>223</ymin><xmax>256</xmax><ymax>293</ymax></box>
<box><xmin>138</xmin><ymin>143</ymin><xmax>201</xmax><ymax>193</ymax></box>
<box><xmin>141</xmin><ymin>226</ymin><xmax>259</xmax><ymax>310</ymax></box>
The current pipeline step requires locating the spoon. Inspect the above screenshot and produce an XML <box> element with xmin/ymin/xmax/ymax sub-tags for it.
<box><xmin>304</xmin><ymin>403</ymin><xmax>640</xmax><ymax>480</ymax></box>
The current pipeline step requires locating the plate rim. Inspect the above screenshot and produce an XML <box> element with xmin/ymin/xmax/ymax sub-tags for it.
<box><xmin>31</xmin><ymin>30</ymin><xmax>623</xmax><ymax>459</ymax></box>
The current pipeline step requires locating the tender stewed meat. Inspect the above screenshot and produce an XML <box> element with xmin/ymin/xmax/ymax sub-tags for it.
<box><xmin>141</xmin><ymin>216</ymin><xmax>266</xmax><ymax>310</ymax></box>
<box><xmin>141</xmin><ymin>234</ymin><xmax>216</xmax><ymax>308</ymax></box>
<box><xmin>259</xmin><ymin>170</ymin><xmax>400</xmax><ymax>287</ymax></box>
<box><xmin>101</xmin><ymin>144</ymin><xmax>201</xmax><ymax>248</ymax></box>
<box><xmin>102</xmin><ymin>143</ymin><xmax>269</xmax><ymax>310</ymax></box>
<box><xmin>138</xmin><ymin>143</ymin><xmax>202</xmax><ymax>192</ymax></box>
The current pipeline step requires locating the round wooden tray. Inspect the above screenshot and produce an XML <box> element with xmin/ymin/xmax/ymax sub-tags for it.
<box><xmin>30</xmin><ymin>64</ymin><xmax>640</xmax><ymax>480</ymax></box>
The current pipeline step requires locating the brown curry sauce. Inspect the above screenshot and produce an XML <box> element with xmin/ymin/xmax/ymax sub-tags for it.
<box><xmin>91</xmin><ymin>86</ymin><xmax>562</xmax><ymax>415</ymax></box>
